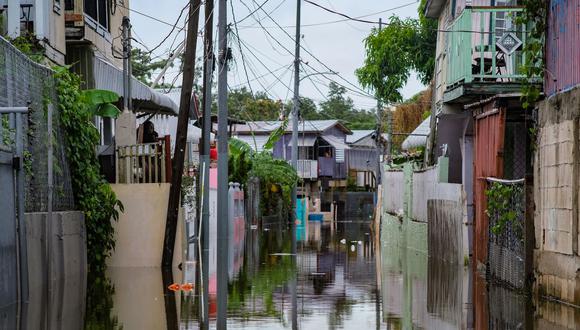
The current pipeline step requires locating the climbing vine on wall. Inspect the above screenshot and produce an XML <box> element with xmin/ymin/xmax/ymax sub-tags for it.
<box><xmin>518</xmin><ymin>0</ymin><xmax>548</xmax><ymax>109</ymax></box>
<box><xmin>54</xmin><ymin>66</ymin><xmax>123</xmax><ymax>274</ymax></box>
<box><xmin>485</xmin><ymin>182</ymin><xmax>524</xmax><ymax>236</ymax></box>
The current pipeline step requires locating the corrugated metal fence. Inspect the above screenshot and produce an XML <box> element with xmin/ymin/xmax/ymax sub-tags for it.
<box><xmin>545</xmin><ymin>0</ymin><xmax>580</xmax><ymax>96</ymax></box>
<box><xmin>474</xmin><ymin>106</ymin><xmax>505</xmax><ymax>268</ymax></box>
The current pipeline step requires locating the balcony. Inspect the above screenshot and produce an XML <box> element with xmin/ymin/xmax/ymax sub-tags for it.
<box><xmin>297</xmin><ymin>160</ymin><xmax>318</xmax><ymax>180</ymax></box>
<box><xmin>444</xmin><ymin>7</ymin><xmax>536</xmax><ymax>103</ymax></box>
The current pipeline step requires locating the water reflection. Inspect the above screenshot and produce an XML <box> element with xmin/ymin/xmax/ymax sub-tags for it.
<box><xmin>76</xmin><ymin>192</ymin><xmax>580</xmax><ymax>329</ymax></box>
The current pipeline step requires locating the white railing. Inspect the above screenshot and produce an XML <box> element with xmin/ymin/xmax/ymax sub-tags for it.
<box><xmin>116</xmin><ymin>141</ymin><xmax>168</xmax><ymax>184</ymax></box>
<box><xmin>297</xmin><ymin>160</ymin><xmax>318</xmax><ymax>179</ymax></box>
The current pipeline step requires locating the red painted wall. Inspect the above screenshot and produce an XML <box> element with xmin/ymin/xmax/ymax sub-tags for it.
<box><xmin>473</xmin><ymin>104</ymin><xmax>506</xmax><ymax>268</ymax></box>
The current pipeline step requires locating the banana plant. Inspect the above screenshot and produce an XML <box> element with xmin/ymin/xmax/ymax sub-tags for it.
<box><xmin>82</xmin><ymin>89</ymin><xmax>122</xmax><ymax>118</ymax></box>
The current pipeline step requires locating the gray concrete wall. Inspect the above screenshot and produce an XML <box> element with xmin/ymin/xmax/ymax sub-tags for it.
<box><xmin>534</xmin><ymin>86</ymin><xmax>580</xmax><ymax>305</ymax></box>
<box><xmin>382</xmin><ymin>162</ymin><xmax>470</xmax><ymax>264</ymax></box>
<box><xmin>24</xmin><ymin>211</ymin><xmax>86</xmax><ymax>330</ymax></box>
<box><xmin>382</xmin><ymin>170</ymin><xmax>405</xmax><ymax>215</ymax></box>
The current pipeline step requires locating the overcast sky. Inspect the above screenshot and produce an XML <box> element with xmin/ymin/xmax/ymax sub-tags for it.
<box><xmin>130</xmin><ymin>0</ymin><xmax>424</xmax><ymax>110</ymax></box>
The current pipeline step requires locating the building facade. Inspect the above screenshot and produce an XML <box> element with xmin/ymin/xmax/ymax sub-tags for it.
<box><xmin>424</xmin><ymin>0</ymin><xmax>534</xmax><ymax>287</ymax></box>
<box><xmin>533</xmin><ymin>0</ymin><xmax>580</xmax><ymax>306</ymax></box>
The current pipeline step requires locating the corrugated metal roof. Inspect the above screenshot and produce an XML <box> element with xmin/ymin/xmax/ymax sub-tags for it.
<box><xmin>346</xmin><ymin>130</ymin><xmax>374</xmax><ymax>144</ymax></box>
<box><xmin>233</xmin><ymin>120</ymin><xmax>352</xmax><ymax>135</ymax></box>
<box><xmin>402</xmin><ymin>116</ymin><xmax>431</xmax><ymax>150</ymax></box>
<box><xmin>297</xmin><ymin>135</ymin><xmax>316</xmax><ymax>147</ymax></box>
<box><xmin>93</xmin><ymin>56</ymin><xmax>179</xmax><ymax>115</ymax></box>
<box><xmin>321</xmin><ymin>135</ymin><xmax>350</xmax><ymax>150</ymax></box>
<box><xmin>233</xmin><ymin>135</ymin><xmax>270</xmax><ymax>152</ymax></box>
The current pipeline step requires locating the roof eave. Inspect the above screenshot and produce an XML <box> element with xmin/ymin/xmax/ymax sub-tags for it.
<box><xmin>425</xmin><ymin>0</ymin><xmax>446</xmax><ymax>19</ymax></box>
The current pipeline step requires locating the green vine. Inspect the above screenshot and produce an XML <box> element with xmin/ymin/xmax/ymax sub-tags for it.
<box><xmin>8</xmin><ymin>32</ymin><xmax>45</xmax><ymax>63</ymax></box>
<box><xmin>485</xmin><ymin>182</ymin><xmax>523</xmax><ymax>236</ymax></box>
<box><xmin>229</xmin><ymin>138</ymin><xmax>300</xmax><ymax>216</ymax></box>
<box><xmin>53</xmin><ymin>66</ymin><xmax>123</xmax><ymax>274</ymax></box>
<box><xmin>518</xmin><ymin>0</ymin><xmax>547</xmax><ymax>109</ymax></box>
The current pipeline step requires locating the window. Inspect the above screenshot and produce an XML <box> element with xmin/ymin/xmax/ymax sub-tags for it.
<box><xmin>65</xmin><ymin>0</ymin><xmax>74</xmax><ymax>11</ymax></box>
<box><xmin>84</xmin><ymin>0</ymin><xmax>109</xmax><ymax>30</ymax></box>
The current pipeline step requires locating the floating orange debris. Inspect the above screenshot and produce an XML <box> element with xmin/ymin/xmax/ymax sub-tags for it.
<box><xmin>168</xmin><ymin>283</ymin><xmax>180</xmax><ymax>291</ymax></box>
<box><xmin>181</xmin><ymin>283</ymin><xmax>194</xmax><ymax>291</ymax></box>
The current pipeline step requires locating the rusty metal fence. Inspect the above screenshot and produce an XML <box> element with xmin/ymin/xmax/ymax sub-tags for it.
<box><xmin>486</xmin><ymin>178</ymin><xmax>526</xmax><ymax>290</ymax></box>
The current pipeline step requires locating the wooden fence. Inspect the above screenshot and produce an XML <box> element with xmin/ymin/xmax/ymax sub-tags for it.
<box><xmin>115</xmin><ymin>138</ymin><xmax>171</xmax><ymax>184</ymax></box>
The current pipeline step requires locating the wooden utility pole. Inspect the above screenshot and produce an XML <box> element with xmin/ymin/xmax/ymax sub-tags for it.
<box><xmin>162</xmin><ymin>0</ymin><xmax>202</xmax><ymax>268</ymax></box>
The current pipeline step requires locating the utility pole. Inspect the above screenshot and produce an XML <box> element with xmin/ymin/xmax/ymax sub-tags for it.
<box><xmin>376</xmin><ymin>18</ymin><xmax>384</xmax><ymax>187</ymax></box>
<box><xmin>290</xmin><ymin>1</ymin><xmax>301</xmax><ymax>329</ymax></box>
<box><xmin>122</xmin><ymin>16</ymin><xmax>131</xmax><ymax>112</ymax></box>
<box><xmin>377</xmin><ymin>18</ymin><xmax>390</xmax><ymax>165</ymax></box>
<box><xmin>216</xmin><ymin>0</ymin><xmax>229</xmax><ymax>327</ymax></box>
<box><xmin>199</xmin><ymin>0</ymin><xmax>213</xmax><ymax>328</ymax></box>
<box><xmin>162</xmin><ymin>0</ymin><xmax>201</xmax><ymax>268</ymax></box>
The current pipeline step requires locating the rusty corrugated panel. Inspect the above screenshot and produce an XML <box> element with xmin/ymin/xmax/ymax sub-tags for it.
<box><xmin>473</xmin><ymin>103</ymin><xmax>506</xmax><ymax>268</ymax></box>
<box><xmin>546</xmin><ymin>0</ymin><xmax>580</xmax><ymax>96</ymax></box>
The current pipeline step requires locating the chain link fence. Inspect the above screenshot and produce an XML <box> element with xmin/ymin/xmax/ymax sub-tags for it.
<box><xmin>0</xmin><ymin>37</ymin><xmax>74</xmax><ymax>212</ymax></box>
<box><xmin>487</xmin><ymin>179</ymin><xmax>526</xmax><ymax>290</ymax></box>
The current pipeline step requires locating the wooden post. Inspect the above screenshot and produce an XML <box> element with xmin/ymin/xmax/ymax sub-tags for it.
<box><xmin>162</xmin><ymin>0</ymin><xmax>202</xmax><ymax>268</ymax></box>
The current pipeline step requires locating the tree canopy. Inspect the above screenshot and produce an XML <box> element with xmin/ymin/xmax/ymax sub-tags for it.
<box><xmin>227</xmin><ymin>82</ymin><xmax>376</xmax><ymax>130</ymax></box>
<box><xmin>130</xmin><ymin>48</ymin><xmax>171</xmax><ymax>84</ymax></box>
<box><xmin>356</xmin><ymin>0</ymin><xmax>436</xmax><ymax>104</ymax></box>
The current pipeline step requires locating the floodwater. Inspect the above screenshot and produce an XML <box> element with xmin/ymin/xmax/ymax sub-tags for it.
<box><xmin>69</xmin><ymin>193</ymin><xmax>580</xmax><ymax>329</ymax></box>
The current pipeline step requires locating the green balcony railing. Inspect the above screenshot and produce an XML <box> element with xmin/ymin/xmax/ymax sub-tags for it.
<box><xmin>446</xmin><ymin>7</ymin><xmax>528</xmax><ymax>87</ymax></box>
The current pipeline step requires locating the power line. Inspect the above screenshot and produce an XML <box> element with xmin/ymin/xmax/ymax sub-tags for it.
<box><xmin>236</xmin><ymin>0</ymin><xmax>273</xmax><ymax>25</ymax></box>
<box><xmin>145</xmin><ymin>3</ymin><xmax>189</xmax><ymax>55</ymax></box>
<box><xmin>303</xmin><ymin>0</ymin><xmax>525</xmax><ymax>35</ymax></box>
<box><xmin>116</xmin><ymin>1</ymin><xmax>189</xmax><ymax>30</ymax></box>
<box><xmin>304</xmin><ymin>0</ymin><xmax>382</xmax><ymax>24</ymax></box>
<box><xmin>239</xmin><ymin>1</ymin><xmax>417</xmax><ymax>29</ymax></box>
<box><xmin>232</xmin><ymin>30</ymin><xmax>296</xmax><ymax>98</ymax></box>
<box><xmin>230</xmin><ymin>0</ymin><xmax>255</xmax><ymax>96</ymax></box>
<box><xmin>245</xmin><ymin>0</ymin><xmax>376</xmax><ymax>98</ymax></box>
<box><xmin>229</xmin><ymin>63</ymin><xmax>292</xmax><ymax>89</ymax></box>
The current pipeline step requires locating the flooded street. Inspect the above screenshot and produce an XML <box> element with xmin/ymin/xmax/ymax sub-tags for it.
<box><xmin>81</xmin><ymin>193</ymin><xmax>580</xmax><ymax>329</ymax></box>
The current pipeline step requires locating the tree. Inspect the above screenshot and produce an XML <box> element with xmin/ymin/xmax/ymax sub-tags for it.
<box><xmin>356</xmin><ymin>0</ymin><xmax>436</xmax><ymax>104</ymax></box>
<box><xmin>284</xmin><ymin>96</ymin><xmax>322</xmax><ymax>120</ymax></box>
<box><xmin>319</xmin><ymin>82</ymin><xmax>376</xmax><ymax>130</ymax></box>
<box><xmin>130</xmin><ymin>47</ymin><xmax>171</xmax><ymax>84</ymax></box>
<box><xmin>391</xmin><ymin>88</ymin><xmax>432</xmax><ymax>153</ymax></box>
<box><xmin>227</xmin><ymin>87</ymin><xmax>282</xmax><ymax>121</ymax></box>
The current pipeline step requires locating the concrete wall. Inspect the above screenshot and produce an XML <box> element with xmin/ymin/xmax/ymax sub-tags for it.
<box><xmin>534</xmin><ymin>86</ymin><xmax>580</xmax><ymax>305</ymax></box>
<box><xmin>108</xmin><ymin>183</ymin><xmax>183</xmax><ymax>268</ymax></box>
<box><xmin>24</xmin><ymin>211</ymin><xmax>86</xmax><ymax>330</ymax></box>
<box><xmin>382</xmin><ymin>161</ymin><xmax>469</xmax><ymax>263</ymax></box>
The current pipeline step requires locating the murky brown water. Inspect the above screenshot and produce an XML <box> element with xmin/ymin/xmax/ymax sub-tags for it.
<box><xmin>78</xmin><ymin>193</ymin><xmax>580</xmax><ymax>329</ymax></box>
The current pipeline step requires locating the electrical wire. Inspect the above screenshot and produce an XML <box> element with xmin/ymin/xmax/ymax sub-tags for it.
<box><xmin>303</xmin><ymin>0</ymin><xmax>525</xmax><ymax>34</ymax></box>
<box><xmin>245</xmin><ymin>0</ymin><xmax>376</xmax><ymax>99</ymax></box>
<box><xmin>230</xmin><ymin>0</ymin><xmax>255</xmax><ymax>96</ymax></box>
<box><xmin>238</xmin><ymin>0</ymin><xmax>417</xmax><ymax>29</ymax></box>
<box><xmin>235</xmin><ymin>0</ymin><xmax>273</xmax><ymax>25</ymax></box>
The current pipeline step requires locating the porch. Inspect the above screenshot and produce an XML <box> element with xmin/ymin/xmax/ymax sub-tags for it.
<box><xmin>444</xmin><ymin>6</ymin><xmax>534</xmax><ymax>104</ymax></box>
